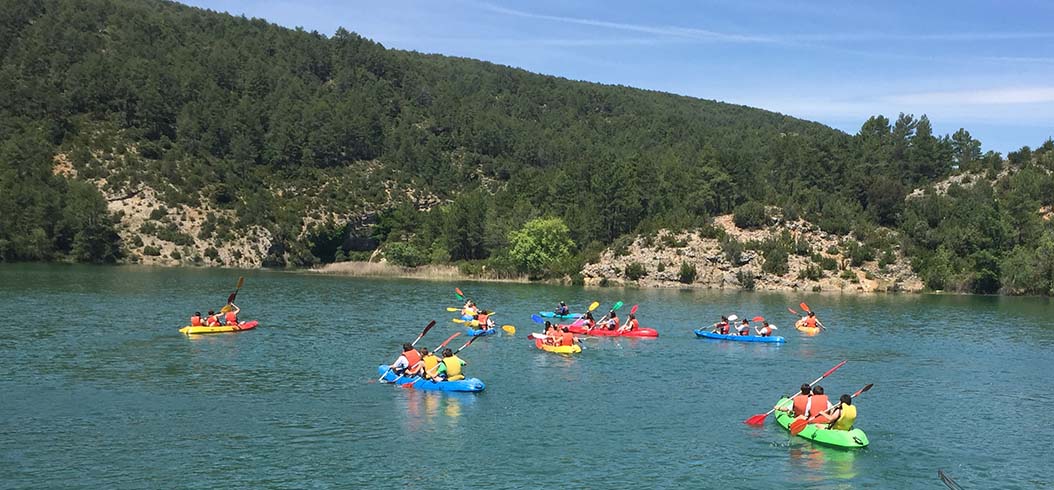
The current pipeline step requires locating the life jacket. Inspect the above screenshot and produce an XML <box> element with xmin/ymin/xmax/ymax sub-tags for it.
<box><xmin>422</xmin><ymin>354</ymin><xmax>440</xmax><ymax>378</ymax></box>
<box><xmin>402</xmin><ymin>349</ymin><xmax>422</xmax><ymax>374</ymax></box>
<box><xmin>225</xmin><ymin>311</ymin><xmax>238</xmax><ymax>325</ymax></box>
<box><xmin>807</xmin><ymin>394</ymin><xmax>830</xmax><ymax>419</ymax></box>
<box><xmin>559</xmin><ymin>331</ymin><xmax>574</xmax><ymax>346</ymax></box>
<box><xmin>443</xmin><ymin>355</ymin><xmax>464</xmax><ymax>381</ymax></box>
<box><xmin>610</xmin><ymin>317</ymin><xmax>619</xmax><ymax>330</ymax></box>
<box><xmin>806</xmin><ymin>316</ymin><xmax>817</xmax><ymax>328</ymax></box>
<box><xmin>627</xmin><ymin>319</ymin><xmax>639</xmax><ymax>331</ymax></box>
<box><xmin>717</xmin><ymin>322</ymin><xmax>730</xmax><ymax>334</ymax></box>
<box><xmin>586</xmin><ymin>318</ymin><xmax>596</xmax><ymax>329</ymax></box>
<box><xmin>206</xmin><ymin>315</ymin><xmax>220</xmax><ymax>326</ymax></box>
<box><xmin>791</xmin><ymin>394</ymin><xmax>810</xmax><ymax>416</ymax></box>
<box><xmin>476</xmin><ymin>313</ymin><xmax>489</xmax><ymax>327</ymax></box>
<box><xmin>831</xmin><ymin>404</ymin><xmax>857</xmax><ymax>430</ymax></box>
<box><xmin>759</xmin><ymin>326</ymin><xmax>771</xmax><ymax>336</ymax></box>
<box><xmin>557</xmin><ymin>306</ymin><xmax>569</xmax><ymax>315</ymax></box>
<box><xmin>190</xmin><ymin>315</ymin><xmax>203</xmax><ymax>326</ymax></box>
<box><xmin>738</xmin><ymin>324</ymin><xmax>750</xmax><ymax>335</ymax></box>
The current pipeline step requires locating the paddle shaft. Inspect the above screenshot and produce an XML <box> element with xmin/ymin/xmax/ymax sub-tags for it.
<box><xmin>792</xmin><ymin>383</ymin><xmax>872</xmax><ymax>434</ymax></box>
<box><xmin>753</xmin><ymin>360</ymin><xmax>847</xmax><ymax>420</ymax></box>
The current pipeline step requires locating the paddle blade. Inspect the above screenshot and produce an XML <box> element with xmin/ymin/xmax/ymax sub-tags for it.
<box><xmin>452</xmin><ymin>318</ymin><xmax>466</xmax><ymax>324</ymax></box>
<box><xmin>502</xmin><ymin>325</ymin><xmax>516</xmax><ymax>334</ymax></box>
<box><xmin>799</xmin><ymin>302</ymin><xmax>811</xmax><ymax>313</ymax></box>
<box><xmin>787</xmin><ymin>307</ymin><xmax>799</xmax><ymax>315</ymax></box>
<box><xmin>752</xmin><ymin>316</ymin><xmax>765</xmax><ymax>322</ymax></box>
<box><xmin>455</xmin><ymin>288</ymin><xmax>465</xmax><ymax>300</ymax></box>
<box><xmin>630</xmin><ymin>304</ymin><xmax>639</xmax><ymax>315</ymax></box>
<box><xmin>446</xmin><ymin>307</ymin><xmax>460</xmax><ymax>312</ymax></box>
<box><xmin>612</xmin><ymin>301</ymin><xmax>624</xmax><ymax>311</ymax></box>
<box><xmin>790</xmin><ymin>418</ymin><xmax>810</xmax><ymax>436</ymax></box>
<box><xmin>531</xmin><ymin>314</ymin><xmax>544</xmax><ymax>324</ymax></box>
<box><xmin>236</xmin><ymin>276</ymin><xmax>244</xmax><ymax>290</ymax></box>
<box><xmin>226</xmin><ymin>292</ymin><xmax>236</xmax><ymax>305</ymax></box>
<box><xmin>400</xmin><ymin>382</ymin><xmax>416</xmax><ymax>389</ymax></box>
<box><xmin>588</xmin><ymin>301</ymin><xmax>600</xmax><ymax>312</ymax></box>
<box><xmin>854</xmin><ymin>383</ymin><xmax>874</xmax><ymax>397</ymax></box>
<box><xmin>434</xmin><ymin>332</ymin><xmax>461</xmax><ymax>351</ymax></box>
<box><xmin>744</xmin><ymin>414</ymin><xmax>768</xmax><ymax>425</ymax></box>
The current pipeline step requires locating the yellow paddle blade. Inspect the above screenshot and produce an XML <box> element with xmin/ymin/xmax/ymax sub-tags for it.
<box><xmin>236</xmin><ymin>276</ymin><xmax>244</xmax><ymax>289</ymax></box>
<box><xmin>588</xmin><ymin>301</ymin><xmax>600</xmax><ymax>311</ymax></box>
<box><xmin>446</xmin><ymin>307</ymin><xmax>460</xmax><ymax>312</ymax></box>
<box><xmin>502</xmin><ymin>325</ymin><xmax>516</xmax><ymax>334</ymax></box>
<box><xmin>452</xmin><ymin>318</ymin><xmax>466</xmax><ymax>324</ymax></box>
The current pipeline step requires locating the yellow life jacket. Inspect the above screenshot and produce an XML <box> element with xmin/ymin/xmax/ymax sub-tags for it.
<box><xmin>422</xmin><ymin>354</ymin><xmax>439</xmax><ymax>378</ymax></box>
<box><xmin>831</xmin><ymin>404</ymin><xmax>857</xmax><ymax>431</ymax></box>
<box><xmin>443</xmin><ymin>355</ymin><xmax>464</xmax><ymax>381</ymax></box>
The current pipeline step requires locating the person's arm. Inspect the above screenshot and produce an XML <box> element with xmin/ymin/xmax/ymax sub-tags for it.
<box><xmin>392</xmin><ymin>355</ymin><xmax>408</xmax><ymax>370</ymax></box>
<box><xmin>231</xmin><ymin>304</ymin><xmax>240</xmax><ymax>314</ymax></box>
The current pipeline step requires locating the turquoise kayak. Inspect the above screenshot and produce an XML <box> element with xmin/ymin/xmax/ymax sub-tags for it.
<box><xmin>466</xmin><ymin>327</ymin><xmax>497</xmax><ymax>337</ymax></box>
<box><xmin>539</xmin><ymin>311</ymin><xmax>580</xmax><ymax>320</ymax></box>
<box><xmin>376</xmin><ymin>365</ymin><xmax>485</xmax><ymax>392</ymax></box>
<box><xmin>693</xmin><ymin>329</ymin><xmax>786</xmax><ymax>343</ymax></box>
<box><xmin>774</xmin><ymin>397</ymin><xmax>868</xmax><ymax>448</ymax></box>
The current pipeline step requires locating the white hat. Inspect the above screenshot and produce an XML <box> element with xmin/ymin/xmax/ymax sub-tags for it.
<box><xmin>727</xmin><ymin>314</ymin><xmax>738</xmax><ymax>322</ymax></box>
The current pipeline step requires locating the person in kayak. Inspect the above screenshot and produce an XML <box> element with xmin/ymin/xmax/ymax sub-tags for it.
<box><xmin>755</xmin><ymin>320</ymin><xmax>776</xmax><ymax>337</ymax></box>
<box><xmin>711</xmin><ymin>316</ymin><xmax>731</xmax><ymax>335</ymax></box>
<box><xmin>205</xmin><ymin>310</ymin><xmax>221</xmax><ymax>326</ymax></box>
<box><xmin>391</xmin><ymin>343</ymin><xmax>422</xmax><ymax>376</ymax></box>
<box><xmin>475</xmin><ymin>310</ymin><xmax>494</xmax><ymax>331</ymax></box>
<box><xmin>419</xmin><ymin>347</ymin><xmax>440</xmax><ymax>380</ymax></box>
<box><xmin>598</xmin><ymin>311</ymin><xmax>619</xmax><ymax>331</ymax></box>
<box><xmin>804</xmin><ymin>311</ymin><xmax>824</xmax><ymax>330</ymax></box>
<box><xmin>555</xmin><ymin>301</ymin><xmax>570</xmax><ymax>316</ymax></box>
<box><xmin>462</xmin><ymin>300</ymin><xmax>477</xmax><ymax>318</ymax></box>
<box><xmin>581</xmin><ymin>311</ymin><xmax>597</xmax><ymax>330</ymax></box>
<box><xmin>804</xmin><ymin>385</ymin><xmax>832</xmax><ymax>423</ymax></box>
<box><xmin>544</xmin><ymin>321</ymin><xmax>560</xmax><ymax>345</ymax></box>
<box><xmin>777</xmin><ymin>384</ymin><xmax>812</xmax><ymax>416</ymax></box>
<box><xmin>821</xmin><ymin>394</ymin><xmax>858</xmax><ymax>430</ymax></box>
<box><xmin>223</xmin><ymin>303</ymin><xmax>240</xmax><ymax>326</ymax></box>
<box><xmin>736</xmin><ymin>319</ymin><xmax>751</xmax><ymax>336</ymax></box>
<box><xmin>618</xmin><ymin>313</ymin><xmax>639</xmax><ymax>333</ymax></box>
<box><xmin>435</xmin><ymin>348</ymin><xmax>466</xmax><ymax>381</ymax></box>
<box><xmin>558</xmin><ymin>326</ymin><xmax>576</xmax><ymax>347</ymax></box>
<box><xmin>190</xmin><ymin>312</ymin><xmax>204</xmax><ymax>326</ymax></box>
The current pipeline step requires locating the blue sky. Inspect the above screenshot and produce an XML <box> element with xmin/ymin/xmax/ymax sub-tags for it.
<box><xmin>183</xmin><ymin>0</ymin><xmax>1054</xmax><ymax>154</ymax></box>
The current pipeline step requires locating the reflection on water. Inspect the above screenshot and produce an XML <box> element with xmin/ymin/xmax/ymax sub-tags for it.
<box><xmin>398</xmin><ymin>390</ymin><xmax>473</xmax><ymax>432</ymax></box>
<box><xmin>789</xmin><ymin>444</ymin><xmax>859</xmax><ymax>481</ymax></box>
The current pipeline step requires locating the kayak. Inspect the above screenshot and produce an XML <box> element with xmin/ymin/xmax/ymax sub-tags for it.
<box><xmin>539</xmin><ymin>311</ymin><xmax>581</xmax><ymax>320</ymax></box>
<box><xmin>533</xmin><ymin>338</ymin><xmax>581</xmax><ymax>354</ymax></box>
<box><xmin>376</xmin><ymin>365</ymin><xmax>485</xmax><ymax>392</ymax></box>
<box><xmin>466</xmin><ymin>327</ymin><xmax>497</xmax><ymax>337</ymax></box>
<box><xmin>565</xmin><ymin>324</ymin><xmax>659</xmax><ymax>338</ymax></box>
<box><xmin>796</xmin><ymin>325</ymin><xmax>821</xmax><ymax>335</ymax></box>
<box><xmin>774</xmin><ymin>397</ymin><xmax>869</xmax><ymax>448</ymax></box>
<box><xmin>693</xmin><ymin>329</ymin><xmax>785</xmax><ymax>343</ymax></box>
<box><xmin>179</xmin><ymin>320</ymin><xmax>259</xmax><ymax>335</ymax></box>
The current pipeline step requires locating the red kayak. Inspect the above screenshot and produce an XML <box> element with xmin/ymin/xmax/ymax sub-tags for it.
<box><xmin>563</xmin><ymin>324</ymin><xmax>659</xmax><ymax>338</ymax></box>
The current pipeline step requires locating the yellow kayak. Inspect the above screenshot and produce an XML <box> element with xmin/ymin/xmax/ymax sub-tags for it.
<box><xmin>534</xmin><ymin>338</ymin><xmax>581</xmax><ymax>354</ymax></box>
<box><xmin>179</xmin><ymin>320</ymin><xmax>259</xmax><ymax>335</ymax></box>
<box><xmin>795</xmin><ymin>321</ymin><xmax>820</xmax><ymax>335</ymax></box>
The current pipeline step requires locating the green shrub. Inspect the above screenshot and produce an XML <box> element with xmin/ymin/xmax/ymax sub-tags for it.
<box><xmin>170</xmin><ymin>250</ymin><xmax>182</xmax><ymax>260</ymax></box>
<box><xmin>386</xmin><ymin>242</ymin><xmax>428</xmax><ymax>267</ymax></box>
<box><xmin>149</xmin><ymin>206</ymin><xmax>167</xmax><ymax>220</ymax></box>
<box><xmin>812</xmin><ymin>253</ymin><xmax>838</xmax><ymax>271</ymax></box>
<box><xmin>143</xmin><ymin>245</ymin><xmax>161</xmax><ymax>256</ymax></box>
<box><xmin>762</xmin><ymin>247</ymin><xmax>789</xmax><ymax>275</ymax></box>
<box><xmin>798</xmin><ymin>265</ymin><xmax>823</xmax><ymax>281</ymax></box>
<box><xmin>657</xmin><ymin>262</ymin><xmax>666</xmax><ymax>273</ymax></box>
<box><xmin>611</xmin><ymin>235</ymin><xmax>633</xmax><ymax>257</ymax></box>
<box><xmin>679</xmin><ymin>261</ymin><xmax>697</xmax><ymax>284</ymax></box>
<box><xmin>840</xmin><ymin>269</ymin><xmax>856</xmax><ymax>280</ymax></box>
<box><xmin>204</xmin><ymin>246</ymin><xmax>220</xmax><ymax>261</ymax></box>
<box><xmin>733</xmin><ymin>201</ymin><xmax>768</xmax><ymax>229</ymax></box>
<box><xmin>826</xmin><ymin>245</ymin><xmax>840</xmax><ymax>255</ymax></box>
<box><xmin>736</xmin><ymin>270</ymin><xmax>756</xmax><ymax>290</ymax></box>
<box><xmin>625</xmin><ymin>262</ymin><xmax>647</xmax><ymax>280</ymax></box>
<box><xmin>720</xmin><ymin>237</ymin><xmax>743</xmax><ymax>264</ymax></box>
<box><xmin>508</xmin><ymin>217</ymin><xmax>576</xmax><ymax>276</ymax></box>
<box><xmin>878</xmin><ymin>248</ymin><xmax>896</xmax><ymax>268</ymax></box>
<box><xmin>847</xmin><ymin>241</ymin><xmax>876</xmax><ymax>267</ymax></box>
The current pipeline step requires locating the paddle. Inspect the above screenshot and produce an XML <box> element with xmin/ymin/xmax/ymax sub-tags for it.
<box><xmin>787</xmin><ymin>307</ymin><xmax>799</xmax><ymax>316</ymax></box>
<box><xmin>744</xmin><ymin>360</ymin><xmax>848</xmax><ymax>425</ymax></box>
<box><xmin>568</xmin><ymin>301</ymin><xmax>602</xmax><ymax>327</ymax></box>
<box><xmin>790</xmin><ymin>383</ymin><xmax>873</xmax><ymax>435</ymax></box>
<box><xmin>455</xmin><ymin>287</ymin><xmax>465</xmax><ymax>301</ymax></box>
<box><xmin>220</xmin><ymin>276</ymin><xmax>245</xmax><ymax>313</ymax></box>
<box><xmin>594</xmin><ymin>301</ymin><xmax>624</xmax><ymax>329</ymax></box>
<box><xmin>446</xmin><ymin>307</ymin><xmax>460</xmax><ymax>312</ymax></box>
<box><xmin>938</xmin><ymin>469</ymin><xmax>963</xmax><ymax>490</ymax></box>
<box><xmin>629</xmin><ymin>304</ymin><xmax>639</xmax><ymax>315</ymax></box>
<box><xmin>377</xmin><ymin>320</ymin><xmax>438</xmax><ymax>382</ymax></box>
<box><xmin>392</xmin><ymin>332</ymin><xmax>463</xmax><ymax>384</ymax></box>
<box><xmin>502</xmin><ymin>325</ymin><xmax>516</xmax><ymax>334</ymax></box>
<box><xmin>405</xmin><ymin>335</ymin><xmax>482</xmax><ymax>387</ymax></box>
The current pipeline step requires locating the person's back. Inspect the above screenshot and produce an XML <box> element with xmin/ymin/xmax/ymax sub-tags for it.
<box><xmin>805</xmin><ymin>312</ymin><xmax>818</xmax><ymax>328</ymax></box>
<box><xmin>807</xmin><ymin>386</ymin><xmax>831</xmax><ymax>421</ymax></box>
<box><xmin>190</xmin><ymin>312</ymin><xmax>203</xmax><ymax>326</ymax></box>
<box><xmin>737</xmin><ymin>320</ymin><xmax>750</xmax><ymax>336</ymax></box>
<box><xmin>206</xmin><ymin>310</ymin><xmax>220</xmax><ymax>326</ymax></box>
<box><xmin>224</xmin><ymin>303</ymin><xmax>239</xmax><ymax>326</ymax></box>
<box><xmin>476</xmin><ymin>311</ymin><xmax>490</xmax><ymax>329</ymax></box>
<box><xmin>829</xmin><ymin>394</ymin><xmax>857</xmax><ymax>430</ymax></box>
<box><xmin>441</xmin><ymin>348</ymin><xmax>465</xmax><ymax>381</ymax></box>
<box><xmin>608</xmin><ymin>313</ymin><xmax>619</xmax><ymax>331</ymax></box>
<box><xmin>790</xmin><ymin>384</ymin><xmax>811</xmax><ymax>416</ymax></box>
<box><xmin>559</xmin><ymin>328</ymin><xmax>574</xmax><ymax>346</ymax></box>
<box><xmin>422</xmin><ymin>351</ymin><xmax>440</xmax><ymax>379</ymax></box>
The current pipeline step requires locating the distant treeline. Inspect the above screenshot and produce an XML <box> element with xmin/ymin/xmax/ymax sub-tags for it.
<box><xmin>0</xmin><ymin>0</ymin><xmax>1051</xmax><ymax>294</ymax></box>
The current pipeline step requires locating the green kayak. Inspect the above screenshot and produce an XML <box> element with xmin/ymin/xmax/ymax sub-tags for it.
<box><xmin>774</xmin><ymin>398</ymin><xmax>869</xmax><ymax>449</ymax></box>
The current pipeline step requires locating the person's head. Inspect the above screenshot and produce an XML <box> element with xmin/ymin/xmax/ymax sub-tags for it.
<box><xmin>586</xmin><ymin>312</ymin><xmax>594</xmax><ymax>319</ymax></box>
<box><xmin>560</xmin><ymin>301</ymin><xmax>566</xmax><ymax>306</ymax></box>
<box><xmin>207</xmin><ymin>310</ymin><xmax>215</xmax><ymax>315</ymax></box>
<box><xmin>419</xmin><ymin>347</ymin><xmax>430</xmax><ymax>356</ymax></box>
<box><xmin>808</xmin><ymin>311</ymin><xmax>815</xmax><ymax>317</ymax></box>
<box><xmin>840</xmin><ymin>394</ymin><xmax>852</xmax><ymax>405</ymax></box>
<box><xmin>442</xmin><ymin>348</ymin><xmax>453</xmax><ymax>357</ymax></box>
<box><xmin>742</xmin><ymin>319</ymin><xmax>749</xmax><ymax>325</ymax></box>
<box><xmin>480</xmin><ymin>310</ymin><xmax>488</xmax><ymax>315</ymax></box>
<box><xmin>629</xmin><ymin>313</ymin><xmax>635</xmax><ymax>320</ymax></box>
<box><xmin>194</xmin><ymin>311</ymin><xmax>201</xmax><ymax>317</ymax></box>
<box><xmin>545</xmin><ymin>321</ymin><xmax>552</xmax><ymax>329</ymax></box>
<box><xmin>402</xmin><ymin>343</ymin><xmax>414</xmax><ymax>352</ymax></box>
<box><xmin>721</xmin><ymin>316</ymin><xmax>728</xmax><ymax>322</ymax></box>
<box><xmin>562</xmin><ymin>326</ymin><xmax>569</xmax><ymax>332</ymax></box>
<box><xmin>813</xmin><ymin>385</ymin><xmax>824</xmax><ymax>395</ymax></box>
<box><xmin>800</xmin><ymin>384</ymin><xmax>811</xmax><ymax>395</ymax></box>
<box><xmin>763</xmin><ymin>321</ymin><xmax>769</xmax><ymax>327</ymax></box>
<box><xmin>611</xmin><ymin>311</ymin><xmax>617</xmax><ymax>318</ymax></box>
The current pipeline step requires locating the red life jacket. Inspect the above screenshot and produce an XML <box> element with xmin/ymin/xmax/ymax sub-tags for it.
<box><xmin>718</xmin><ymin>322</ymin><xmax>730</xmax><ymax>334</ymax></box>
<box><xmin>225</xmin><ymin>311</ymin><xmax>238</xmax><ymax>325</ymax></box>
<box><xmin>206</xmin><ymin>315</ymin><xmax>220</xmax><ymax>326</ymax></box>
<box><xmin>610</xmin><ymin>317</ymin><xmax>620</xmax><ymax>330</ymax></box>
<box><xmin>627</xmin><ymin>319</ymin><xmax>639</xmax><ymax>331</ymax></box>
<box><xmin>476</xmin><ymin>313</ymin><xmax>489</xmax><ymax>327</ymax></box>
<box><xmin>806</xmin><ymin>316</ymin><xmax>817</xmax><ymax>328</ymax></box>
<box><xmin>559</xmin><ymin>332</ymin><xmax>574</xmax><ymax>346</ymax></box>
<box><xmin>403</xmin><ymin>349</ymin><xmax>422</xmax><ymax>374</ymax></box>
<box><xmin>791</xmin><ymin>394</ymin><xmax>810</xmax><ymax>416</ymax></box>
<box><xmin>190</xmin><ymin>315</ymin><xmax>203</xmax><ymax>326</ymax></box>
<box><xmin>808</xmin><ymin>394</ymin><xmax>830</xmax><ymax>419</ymax></box>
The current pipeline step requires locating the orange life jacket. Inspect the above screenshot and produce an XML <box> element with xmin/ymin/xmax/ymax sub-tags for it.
<box><xmin>559</xmin><ymin>331</ymin><xmax>574</xmax><ymax>346</ymax></box>
<box><xmin>225</xmin><ymin>311</ymin><xmax>238</xmax><ymax>325</ymax></box>
<box><xmin>190</xmin><ymin>315</ymin><xmax>203</xmax><ymax>326</ymax></box>
<box><xmin>206</xmin><ymin>315</ymin><xmax>220</xmax><ymax>326</ymax></box>
<box><xmin>610</xmin><ymin>317</ymin><xmax>620</xmax><ymax>330</ymax></box>
<box><xmin>808</xmin><ymin>394</ymin><xmax>830</xmax><ymax>419</ymax></box>
<box><xmin>806</xmin><ymin>316</ymin><xmax>817</xmax><ymax>328</ymax></box>
<box><xmin>476</xmin><ymin>313</ymin><xmax>489</xmax><ymax>327</ymax></box>
<box><xmin>717</xmin><ymin>322</ymin><xmax>730</xmax><ymax>334</ymax></box>
<box><xmin>403</xmin><ymin>349</ymin><xmax>422</xmax><ymax>374</ymax></box>
<box><xmin>791</xmin><ymin>394</ymin><xmax>810</xmax><ymax>416</ymax></box>
<box><xmin>627</xmin><ymin>319</ymin><xmax>639</xmax><ymax>331</ymax></box>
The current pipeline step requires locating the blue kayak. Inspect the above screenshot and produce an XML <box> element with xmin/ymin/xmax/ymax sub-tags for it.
<box><xmin>376</xmin><ymin>365</ymin><xmax>485</xmax><ymax>392</ymax></box>
<box><xmin>538</xmin><ymin>311</ymin><xmax>580</xmax><ymax>320</ymax></box>
<box><xmin>693</xmin><ymin>329</ymin><xmax>786</xmax><ymax>343</ymax></box>
<box><xmin>466</xmin><ymin>327</ymin><xmax>497</xmax><ymax>337</ymax></box>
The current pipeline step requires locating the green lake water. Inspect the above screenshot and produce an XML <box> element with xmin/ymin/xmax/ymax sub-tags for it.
<box><xmin>1</xmin><ymin>264</ymin><xmax>1052</xmax><ymax>489</ymax></box>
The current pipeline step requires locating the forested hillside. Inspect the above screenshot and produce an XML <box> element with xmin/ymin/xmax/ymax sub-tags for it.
<box><xmin>1</xmin><ymin>0</ymin><xmax>1052</xmax><ymax>295</ymax></box>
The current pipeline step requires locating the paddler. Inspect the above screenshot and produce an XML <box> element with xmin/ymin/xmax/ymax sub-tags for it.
<box><xmin>711</xmin><ymin>316</ymin><xmax>731</xmax><ymax>335</ymax></box>
<box><xmin>544</xmin><ymin>321</ymin><xmax>559</xmax><ymax>345</ymax></box>
<box><xmin>461</xmin><ymin>300</ymin><xmax>477</xmax><ymax>318</ymax></box>
<box><xmin>555</xmin><ymin>301</ymin><xmax>570</xmax><ymax>316</ymax></box>
<box><xmin>804</xmin><ymin>311</ymin><xmax>824</xmax><ymax>330</ymax></box>
<box><xmin>223</xmin><ymin>303</ymin><xmax>240</xmax><ymax>326</ymax></box>
<box><xmin>435</xmin><ymin>347</ymin><xmax>467</xmax><ymax>381</ymax></box>
<box><xmin>190</xmin><ymin>311</ymin><xmax>204</xmax><ymax>327</ymax></box>
<box><xmin>390</xmin><ymin>343</ymin><xmax>422</xmax><ymax>376</ymax></box>
<box><xmin>582</xmin><ymin>311</ymin><xmax>597</xmax><ymax>330</ymax></box>
<box><xmin>601</xmin><ymin>311</ymin><xmax>620</xmax><ymax>331</ymax></box>
<box><xmin>821</xmin><ymin>394</ymin><xmax>858</xmax><ymax>431</ymax></box>
<box><xmin>205</xmin><ymin>310</ymin><xmax>221</xmax><ymax>326</ymax></box>
<box><xmin>804</xmin><ymin>385</ymin><xmax>832</xmax><ymax>423</ymax></box>
<box><xmin>419</xmin><ymin>347</ymin><xmax>440</xmax><ymax>380</ymax></box>
<box><xmin>754</xmin><ymin>320</ymin><xmax>776</xmax><ymax>337</ymax></box>
<box><xmin>475</xmin><ymin>310</ymin><xmax>494</xmax><ymax>331</ymax></box>
<box><xmin>558</xmin><ymin>326</ymin><xmax>576</xmax><ymax>347</ymax></box>
<box><xmin>617</xmin><ymin>313</ymin><xmax>639</xmax><ymax>333</ymax></box>
<box><xmin>736</xmin><ymin>319</ymin><xmax>751</xmax><ymax>336</ymax></box>
<box><xmin>776</xmin><ymin>384</ymin><xmax>812</xmax><ymax>416</ymax></box>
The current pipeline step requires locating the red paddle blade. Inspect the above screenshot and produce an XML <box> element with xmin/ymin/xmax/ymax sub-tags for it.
<box><xmin>744</xmin><ymin>413</ymin><xmax>768</xmax><ymax>425</ymax></box>
<box><xmin>790</xmin><ymin>418</ymin><xmax>810</xmax><ymax>435</ymax></box>
<box><xmin>752</xmin><ymin>316</ymin><xmax>765</xmax><ymax>322</ymax></box>
<box><xmin>400</xmin><ymin>382</ymin><xmax>416</xmax><ymax>389</ymax></box>
<box><xmin>854</xmin><ymin>383</ymin><xmax>874</xmax><ymax>397</ymax></box>
<box><xmin>787</xmin><ymin>307</ymin><xmax>799</xmax><ymax>315</ymax></box>
<box><xmin>799</xmin><ymin>302</ymin><xmax>811</xmax><ymax>313</ymax></box>
<box><xmin>630</xmin><ymin>304</ymin><xmax>639</xmax><ymax>315</ymax></box>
